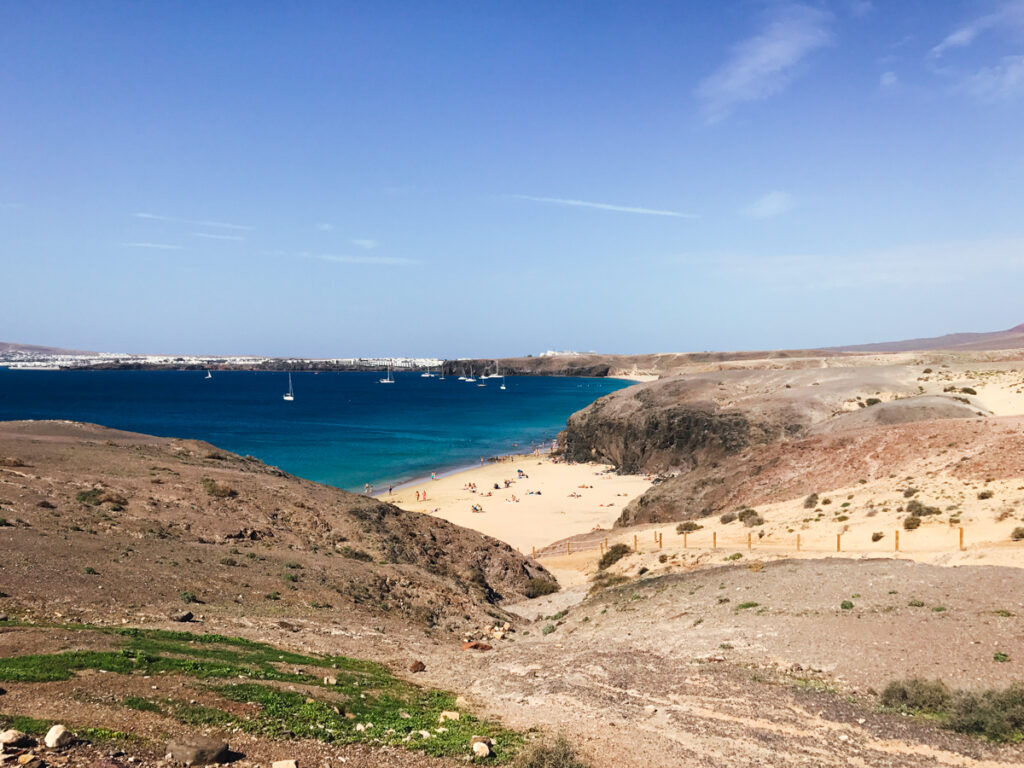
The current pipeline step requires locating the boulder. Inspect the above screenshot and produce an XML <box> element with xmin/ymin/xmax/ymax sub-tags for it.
<box><xmin>438</xmin><ymin>711</ymin><xmax>460</xmax><ymax>723</ymax></box>
<box><xmin>272</xmin><ymin>761</ymin><xmax>298</xmax><ymax>768</ymax></box>
<box><xmin>472</xmin><ymin>741</ymin><xmax>491</xmax><ymax>758</ymax></box>
<box><xmin>170</xmin><ymin>611</ymin><xmax>193</xmax><ymax>623</ymax></box>
<box><xmin>409</xmin><ymin>660</ymin><xmax>426</xmax><ymax>673</ymax></box>
<box><xmin>165</xmin><ymin>736</ymin><xmax>229</xmax><ymax>766</ymax></box>
<box><xmin>43</xmin><ymin>726</ymin><xmax>73</xmax><ymax>749</ymax></box>
<box><xmin>323</xmin><ymin>676</ymin><xmax>337</xmax><ymax>686</ymax></box>
<box><xmin>0</xmin><ymin>731</ymin><xmax>32</xmax><ymax>749</ymax></box>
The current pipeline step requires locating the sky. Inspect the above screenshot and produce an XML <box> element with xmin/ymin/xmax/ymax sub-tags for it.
<box><xmin>2</xmin><ymin>0</ymin><xmax>1024</xmax><ymax>358</ymax></box>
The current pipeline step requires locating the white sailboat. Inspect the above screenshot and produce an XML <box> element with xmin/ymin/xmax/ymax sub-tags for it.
<box><xmin>379</xmin><ymin>365</ymin><xmax>395</xmax><ymax>384</ymax></box>
<box><xmin>464</xmin><ymin>367</ymin><xmax>476</xmax><ymax>383</ymax></box>
<box><xmin>500</xmin><ymin>375</ymin><xmax>506</xmax><ymax>390</ymax></box>
<box><xmin>283</xmin><ymin>373</ymin><xmax>295</xmax><ymax>401</ymax></box>
<box><xmin>205</xmin><ymin>370</ymin><xmax>212</xmax><ymax>379</ymax></box>
<box><xmin>420</xmin><ymin>369</ymin><xmax>435</xmax><ymax>378</ymax></box>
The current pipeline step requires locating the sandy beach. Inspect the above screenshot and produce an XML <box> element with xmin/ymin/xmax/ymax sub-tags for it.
<box><xmin>385</xmin><ymin>454</ymin><xmax>654</xmax><ymax>553</ymax></box>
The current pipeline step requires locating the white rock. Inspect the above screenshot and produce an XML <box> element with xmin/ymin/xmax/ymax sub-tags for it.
<box><xmin>417</xmin><ymin>730</ymin><xmax>432</xmax><ymax>739</ymax></box>
<box><xmin>438</xmin><ymin>710</ymin><xmax>460</xmax><ymax>723</ymax></box>
<box><xmin>472</xmin><ymin>742</ymin><xmax>491</xmax><ymax>758</ymax></box>
<box><xmin>44</xmin><ymin>725</ymin><xmax>73</xmax><ymax>749</ymax></box>
<box><xmin>272</xmin><ymin>760</ymin><xmax>298</xmax><ymax>768</ymax></box>
<box><xmin>323</xmin><ymin>676</ymin><xmax>337</xmax><ymax>686</ymax></box>
<box><xmin>0</xmin><ymin>730</ymin><xmax>29</xmax><ymax>750</ymax></box>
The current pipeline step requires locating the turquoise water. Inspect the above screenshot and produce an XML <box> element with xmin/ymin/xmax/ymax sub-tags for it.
<box><xmin>0</xmin><ymin>369</ymin><xmax>629</xmax><ymax>491</ymax></box>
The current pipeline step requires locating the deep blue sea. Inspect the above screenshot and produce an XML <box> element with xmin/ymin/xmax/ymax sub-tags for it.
<box><xmin>0</xmin><ymin>369</ymin><xmax>630</xmax><ymax>491</ymax></box>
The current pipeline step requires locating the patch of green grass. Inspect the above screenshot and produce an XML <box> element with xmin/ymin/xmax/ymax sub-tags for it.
<box><xmin>0</xmin><ymin>714</ymin><xmax>51</xmax><ymax>735</ymax></box>
<box><xmin>840</xmin><ymin>600</ymin><xmax>854</xmax><ymax>610</ymax></box>
<box><xmin>995</xmin><ymin>610</ymin><xmax>1014</xmax><ymax>617</ymax></box>
<box><xmin>736</xmin><ymin>602</ymin><xmax>760</xmax><ymax>610</ymax></box>
<box><xmin>724</xmin><ymin>552</ymin><xmax>743</xmax><ymax>561</ymax></box>
<box><xmin>881</xmin><ymin>678</ymin><xmax>1024</xmax><ymax>742</ymax></box>
<box><xmin>932</xmin><ymin>606</ymin><xmax>946</xmax><ymax>612</ymax></box>
<box><xmin>122</xmin><ymin>695</ymin><xmax>162</xmax><ymax>713</ymax></box>
<box><xmin>994</xmin><ymin>652</ymin><xmax>1011</xmax><ymax>663</ymax></box>
<box><xmin>0</xmin><ymin>625</ymin><xmax>521</xmax><ymax>761</ymax></box>
<box><xmin>83</xmin><ymin>566</ymin><xmax>98</xmax><ymax>575</ymax></box>
<box><xmin>908</xmin><ymin>599</ymin><xmax>925</xmax><ymax>607</ymax></box>
<box><xmin>541</xmin><ymin>624</ymin><xmax>556</xmax><ymax>636</ymax></box>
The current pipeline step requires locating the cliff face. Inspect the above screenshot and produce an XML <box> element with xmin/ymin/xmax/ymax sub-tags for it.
<box><xmin>554</xmin><ymin>366</ymin><xmax>974</xmax><ymax>527</ymax></box>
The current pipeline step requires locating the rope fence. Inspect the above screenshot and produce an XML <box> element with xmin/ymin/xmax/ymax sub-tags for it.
<box><xmin>530</xmin><ymin>526</ymin><xmax>980</xmax><ymax>560</ymax></box>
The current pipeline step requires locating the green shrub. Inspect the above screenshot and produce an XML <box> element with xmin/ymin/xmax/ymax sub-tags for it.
<box><xmin>719</xmin><ymin>511</ymin><xmax>737</xmax><ymax>524</ymax></box>
<box><xmin>908</xmin><ymin>599</ymin><xmax>925</xmax><ymax>607</ymax></box>
<box><xmin>512</xmin><ymin>734</ymin><xmax>590</xmax><ymax>768</ymax></box>
<box><xmin>906</xmin><ymin>499</ymin><xmax>940</xmax><ymax>516</ymax></box>
<box><xmin>978</xmin><ymin>490</ymin><xmax>994</xmax><ymax>500</ymax></box>
<box><xmin>541</xmin><ymin>624</ymin><xmax>555</xmax><ymax>636</ymax></box>
<box><xmin>840</xmin><ymin>600</ymin><xmax>853</xmax><ymax>610</ymax></box>
<box><xmin>994</xmin><ymin>652</ymin><xmax>1010</xmax><ymax>663</ymax></box>
<box><xmin>865</xmin><ymin>398</ymin><xmax>881</xmax><ymax>406</ymax></box>
<box><xmin>338</xmin><ymin>546</ymin><xmax>373</xmax><ymax>561</ymax></box>
<box><xmin>961</xmin><ymin>387</ymin><xmax>977</xmax><ymax>395</ymax></box>
<box><xmin>871</xmin><ymin>532</ymin><xmax>884</xmax><ymax>542</ymax></box>
<box><xmin>903</xmin><ymin>515</ymin><xmax>922</xmax><ymax>530</ymax></box>
<box><xmin>903</xmin><ymin>488</ymin><xmax>918</xmax><ymax>498</ymax></box>
<box><xmin>881</xmin><ymin>678</ymin><xmax>950</xmax><ymax>712</ymax></box>
<box><xmin>179</xmin><ymin>591</ymin><xmax>198</xmax><ymax>604</ymax></box>
<box><xmin>949</xmin><ymin>684</ymin><xmax>1024</xmax><ymax>741</ymax></box>
<box><xmin>1012</xmin><ymin>528</ymin><xmax>1024</xmax><ymax>542</ymax></box>
<box><xmin>676</xmin><ymin>521</ymin><xmax>702</xmax><ymax>533</ymax></box>
<box><xmin>803</xmin><ymin>493</ymin><xmax>819</xmax><ymax>509</ymax></box>
<box><xmin>525</xmin><ymin>578</ymin><xmax>560</xmax><ymax>598</ymax></box>
<box><xmin>741</xmin><ymin>512</ymin><xmax>764</xmax><ymax>527</ymax></box>
<box><xmin>597</xmin><ymin>543</ymin><xmax>631</xmax><ymax>571</ymax></box>
<box><xmin>83</xmin><ymin>566</ymin><xmax>98</xmax><ymax>575</ymax></box>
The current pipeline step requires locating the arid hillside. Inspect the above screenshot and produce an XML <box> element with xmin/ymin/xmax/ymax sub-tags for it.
<box><xmin>0</xmin><ymin>420</ymin><xmax>554</xmax><ymax>631</ymax></box>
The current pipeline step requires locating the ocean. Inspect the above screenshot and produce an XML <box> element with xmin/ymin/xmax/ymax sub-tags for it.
<box><xmin>0</xmin><ymin>369</ymin><xmax>630</xmax><ymax>491</ymax></box>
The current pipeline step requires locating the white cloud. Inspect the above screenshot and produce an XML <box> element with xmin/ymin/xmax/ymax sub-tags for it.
<box><xmin>742</xmin><ymin>191</ymin><xmax>797</xmax><ymax>219</ymax></box>
<box><xmin>962</xmin><ymin>55</ymin><xmax>1024</xmax><ymax>101</ymax></box>
<box><xmin>265</xmin><ymin>249</ymin><xmax>417</xmax><ymax>266</ymax></box>
<box><xmin>511</xmin><ymin>194</ymin><xmax>697</xmax><ymax>218</ymax></box>
<box><xmin>133</xmin><ymin>212</ymin><xmax>251</xmax><ymax>231</ymax></box>
<box><xmin>880</xmin><ymin>71</ymin><xmax>898</xmax><ymax>88</ymax></box>
<box><xmin>930</xmin><ymin>2</ymin><xmax>1024</xmax><ymax>58</ymax></box>
<box><xmin>121</xmin><ymin>242</ymin><xmax>184</xmax><ymax>250</ymax></box>
<box><xmin>0</xmin><ymin>202</ymin><xmax>23</xmax><ymax>210</ymax></box>
<box><xmin>311</xmin><ymin>253</ymin><xmax>416</xmax><ymax>266</ymax></box>
<box><xmin>192</xmin><ymin>232</ymin><xmax>244</xmax><ymax>241</ymax></box>
<box><xmin>695</xmin><ymin>4</ymin><xmax>832</xmax><ymax>123</ymax></box>
<box><xmin>351</xmin><ymin>238</ymin><xmax>380</xmax><ymax>250</ymax></box>
<box><xmin>316</xmin><ymin>223</ymin><xmax>335</xmax><ymax>231</ymax></box>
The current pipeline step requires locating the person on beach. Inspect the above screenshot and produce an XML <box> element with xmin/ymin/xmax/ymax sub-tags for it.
<box><xmin>415</xmin><ymin>490</ymin><xmax>420</xmax><ymax>501</ymax></box>
<box><xmin>388</xmin><ymin>485</ymin><xmax>393</xmax><ymax>495</ymax></box>
<box><xmin>431</xmin><ymin>472</ymin><xmax>437</xmax><ymax>481</ymax></box>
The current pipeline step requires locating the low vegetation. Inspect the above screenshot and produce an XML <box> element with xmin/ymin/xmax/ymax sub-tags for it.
<box><xmin>512</xmin><ymin>734</ymin><xmax>590</xmax><ymax>768</ymax></box>
<box><xmin>0</xmin><ymin>625</ymin><xmax>520</xmax><ymax>760</ymax></box>
<box><xmin>200</xmin><ymin>478</ymin><xmax>238</xmax><ymax>498</ymax></box>
<box><xmin>525</xmin><ymin>577</ymin><xmax>560</xmax><ymax>599</ymax></box>
<box><xmin>597</xmin><ymin>543</ymin><xmax>630</xmax><ymax>571</ymax></box>
<box><xmin>676</xmin><ymin>521</ymin><xmax>702</xmax><ymax>533</ymax></box>
<box><xmin>881</xmin><ymin>678</ymin><xmax>1024</xmax><ymax>742</ymax></box>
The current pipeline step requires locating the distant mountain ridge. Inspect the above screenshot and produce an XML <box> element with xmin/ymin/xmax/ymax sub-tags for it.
<box><xmin>831</xmin><ymin>323</ymin><xmax>1024</xmax><ymax>353</ymax></box>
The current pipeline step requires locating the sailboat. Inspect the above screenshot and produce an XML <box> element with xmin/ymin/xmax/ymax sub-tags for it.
<box><xmin>500</xmin><ymin>375</ymin><xmax>506</xmax><ymax>391</ymax></box>
<box><xmin>283</xmin><ymin>373</ymin><xmax>295</xmax><ymax>401</ymax></box>
<box><xmin>464</xmin><ymin>367</ymin><xmax>476</xmax><ymax>383</ymax></box>
<box><xmin>205</xmin><ymin>370</ymin><xmax>212</xmax><ymax>379</ymax></box>
<box><xmin>379</xmin><ymin>365</ymin><xmax>395</xmax><ymax>384</ymax></box>
<box><xmin>420</xmin><ymin>369</ymin><xmax>435</xmax><ymax>378</ymax></box>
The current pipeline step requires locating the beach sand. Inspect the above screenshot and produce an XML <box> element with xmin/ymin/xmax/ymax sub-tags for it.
<box><xmin>387</xmin><ymin>455</ymin><xmax>653</xmax><ymax>554</ymax></box>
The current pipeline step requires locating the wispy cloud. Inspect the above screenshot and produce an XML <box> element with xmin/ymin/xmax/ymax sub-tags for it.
<box><xmin>351</xmin><ymin>238</ymin><xmax>380</xmax><ymax>250</ymax></box>
<box><xmin>742</xmin><ymin>191</ymin><xmax>797</xmax><ymax>219</ymax></box>
<box><xmin>847</xmin><ymin>0</ymin><xmax>874</xmax><ymax>18</ymax></box>
<box><xmin>930</xmin><ymin>3</ymin><xmax>1024</xmax><ymax>59</ymax></box>
<box><xmin>879</xmin><ymin>71</ymin><xmax>898</xmax><ymax>88</ymax></box>
<box><xmin>511</xmin><ymin>194</ymin><xmax>697</xmax><ymax>218</ymax></box>
<box><xmin>316</xmin><ymin>223</ymin><xmax>335</xmax><ymax>231</ymax></box>
<box><xmin>192</xmin><ymin>232</ymin><xmax>244</xmax><ymax>241</ymax></box>
<box><xmin>695</xmin><ymin>4</ymin><xmax>832</xmax><ymax>123</ymax></box>
<box><xmin>961</xmin><ymin>55</ymin><xmax>1024</xmax><ymax>101</ymax></box>
<box><xmin>133</xmin><ymin>212</ymin><xmax>252</xmax><ymax>231</ymax></box>
<box><xmin>0</xmin><ymin>202</ymin><xmax>23</xmax><ymax>210</ymax></box>
<box><xmin>266</xmin><ymin>249</ymin><xmax>418</xmax><ymax>266</ymax></box>
<box><xmin>121</xmin><ymin>242</ymin><xmax>184</xmax><ymax>250</ymax></box>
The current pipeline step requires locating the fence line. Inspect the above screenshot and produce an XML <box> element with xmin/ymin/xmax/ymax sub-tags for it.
<box><xmin>532</xmin><ymin>526</ymin><xmax>975</xmax><ymax>560</ymax></box>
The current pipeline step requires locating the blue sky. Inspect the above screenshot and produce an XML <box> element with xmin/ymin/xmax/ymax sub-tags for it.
<box><xmin>2</xmin><ymin>0</ymin><xmax>1024</xmax><ymax>357</ymax></box>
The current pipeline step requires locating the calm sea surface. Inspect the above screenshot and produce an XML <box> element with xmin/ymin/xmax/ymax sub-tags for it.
<box><xmin>0</xmin><ymin>369</ymin><xmax>630</xmax><ymax>491</ymax></box>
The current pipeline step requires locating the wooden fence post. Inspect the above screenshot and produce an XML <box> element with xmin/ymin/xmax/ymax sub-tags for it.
<box><xmin>604</xmin><ymin>536</ymin><xmax>608</xmax><ymax>551</ymax></box>
<box><xmin>532</xmin><ymin>545</ymin><xmax>536</xmax><ymax>557</ymax></box>
<box><xmin>747</xmin><ymin>532</ymin><xmax>752</xmax><ymax>551</ymax></box>
<box><xmin>836</xmin><ymin>533</ymin><xmax>841</xmax><ymax>553</ymax></box>
<box><xmin>959</xmin><ymin>527</ymin><xmax>964</xmax><ymax>551</ymax></box>
<box><xmin>895</xmin><ymin>529</ymin><xmax>899</xmax><ymax>552</ymax></box>
<box><xmin>634</xmin><ymin>534</ymin><xmax>638</xmax><ymax>551</ymax></box>
<box><xmin>658</xmin><ymin>533</ymin><xmax>663</xmax><ymax>549</ymax></box>
<box><xmin>713</xmin><ymin>531</ymin><xmax>717</xmax><ymax>549</ymax></box>
<box><xmin>684</xmin><ymin>532</ymin><xmax>688</xmax><ymax>548</ymax></box>
<box><xmin>796</xmin><ymin>533</ymin><xmax>801</xmax><ymax>552</ymax></box>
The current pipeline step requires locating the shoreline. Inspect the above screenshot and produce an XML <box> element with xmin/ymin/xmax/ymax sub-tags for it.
<box><xmin>382</xmin><ymin>452</ymin><xmax>655</xmax><ymax>554</ymax></box>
